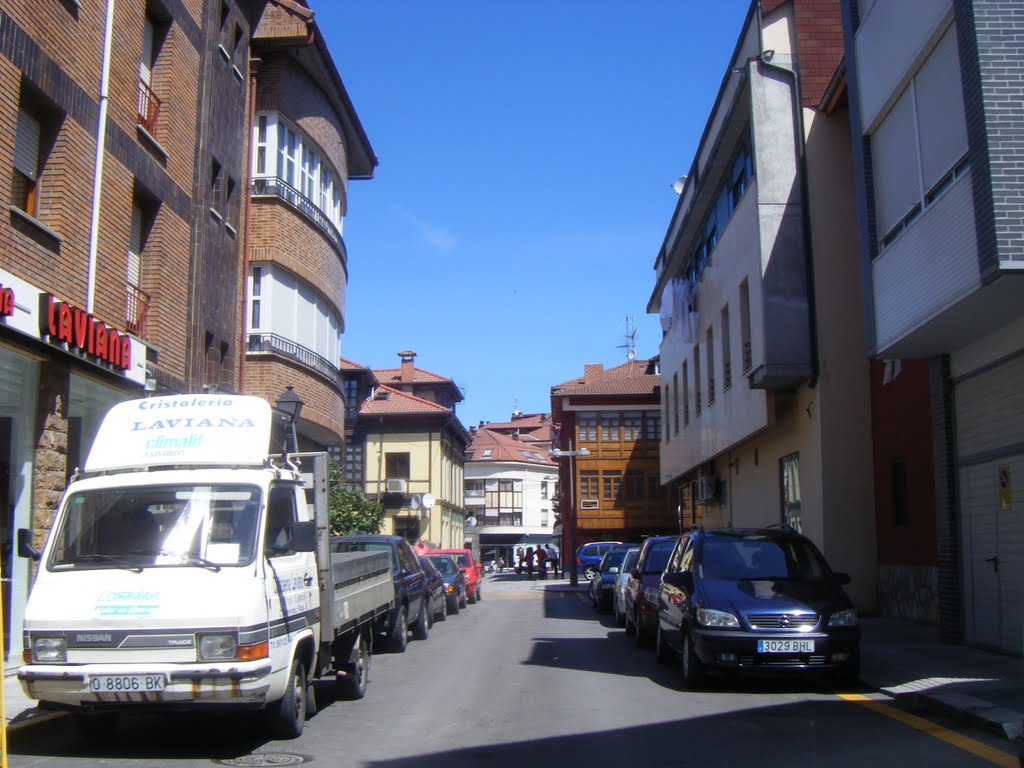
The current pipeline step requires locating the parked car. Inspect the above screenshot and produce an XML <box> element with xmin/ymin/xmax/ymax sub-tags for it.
<box><xmin>576</xmin><ymin>541</ymin><xmax>624</xmax><ymax>581</ymax></box>
<box><xmin>418</xmin><ymin>555</ymin><xmax>448</xmax><ymax>625</ymax></box>
<box><xmin>432</xmin><ymin>548</ymin><xmax>484</xmax><ymax>603</ymax></box>
<box><xmin>588</xmin><ymin>546</ymin><xmax>634</xmax><ymax>614</ymax></box>
<box><xmin>331</xmin><ymin>535</ymin><xmax>429</xmax><ymax>652</ymax></box>
<box><xmin>623</xmin><ymin>535</ymin><xmax>678</xmax><ymax>646</ymax></box>
<box><xmin>655</xmin><ymin>526</ymin><xmax>860</xmax><ymax>688</ymax></box>
<box><xmin>612</xmin><ymin>547</ymin><xmax>640</xmax><ymax>627</ymax></box>
<box><xmin>426</xmin><ymin>553</ymin><xmax>467</xmax><ymax>614</ymax></box>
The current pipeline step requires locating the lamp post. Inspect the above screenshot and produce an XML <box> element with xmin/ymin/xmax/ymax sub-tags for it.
<box><xmin>551</xmin><ymin>439</ymin><xmax>591</xmax><ymax>586</ymax></box>
<box><xmin>275</xmin><ymin>385</ymin><xmax>304</xmax><ymax>453</ymax></box>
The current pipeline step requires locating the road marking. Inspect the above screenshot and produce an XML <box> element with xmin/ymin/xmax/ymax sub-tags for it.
<box><xmin>838</xmin><ymin>693</ymin><xmax>1018</xmax><ymax>767</ymax></box>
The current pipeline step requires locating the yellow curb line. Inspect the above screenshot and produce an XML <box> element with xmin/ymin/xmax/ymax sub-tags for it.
<box><xmin>838</xmin><ymin>693</ymin><xmax>1018</xmax><ymax>767</ymax></box>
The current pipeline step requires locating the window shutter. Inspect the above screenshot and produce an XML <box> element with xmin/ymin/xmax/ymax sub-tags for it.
<box><xmin>270</xmin><ymin>268</ymin><xmax>296</xmax><ymax>339</ymax></box>
<box><xmin>914</xmin><ymin>24</ymin><xmax>968</xmax><ymax>192</ymax></box>
<box><xmin>14</xmin><ymin>109</ymin><xmax>40</xmax><ymax>180</ymax></box>
<box><xmin>140</xmin><ymin>16</ymin><xmax>155</xmax><ymax>85</ymax></box>
<box><xmin>870</xmin><ymin>87</ymin><xmax>921</xmax><ymax>237</ymax></box>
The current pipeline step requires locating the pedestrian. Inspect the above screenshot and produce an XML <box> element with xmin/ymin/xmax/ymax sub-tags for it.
<box><xmin>547</xmin><ymin>544</ymin><xmax>559</xmax><ymax>578</ymax></box>
<box><xmin>536</xmin><ymin>544</ymin><xmax>548</xmax><ymax>580</ymax></box>
<box><xmin>526</xmin><ymin>546</ymin><xmax>535</xmax><ymax>579</ymax></box>
<box><xmin>516</xmin><ymin>547</ymin><xmax>525</xmax><ymax>575</ymax></box>
<box><xmin>498</xmin><ymin>557</ymin><xmax>506</xmax><ymax>572</ymax></box>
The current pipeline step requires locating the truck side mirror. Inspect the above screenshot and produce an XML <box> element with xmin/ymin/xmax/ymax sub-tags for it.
<box><xmin>288</xmin><ymin>521</ymin><xmax>316</xmax><ymax>553</ymax></box>
<box><xmin>17</xmin><ymin>528</ymin><xmax>40</xmax><ymax>561</ymax></box>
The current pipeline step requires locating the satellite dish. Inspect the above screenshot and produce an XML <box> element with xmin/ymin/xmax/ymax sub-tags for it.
<box><xmin>410</xmin><ymin>494</ymin><xmax>422</xmax><ymax>510</ymax></box>
<box><xmin>421</xmin><ymin>493</ymin><xmax>436</xmax><ymax>509</ymax></box>
<box><xmin>466</xmin><ymin>515</ymin><xmax>478</xmax><ymax>527</ymax></box>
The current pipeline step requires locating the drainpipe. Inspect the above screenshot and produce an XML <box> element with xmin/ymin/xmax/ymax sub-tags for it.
<box><xmin>239</xmin><ymin>57</ymin><xmax>260</xmax><ymax>392</ymax></box>
<box><xmin>86</xmin><ymin>0</ymin><xmax>116</xmax><ymax>314</ymax></box>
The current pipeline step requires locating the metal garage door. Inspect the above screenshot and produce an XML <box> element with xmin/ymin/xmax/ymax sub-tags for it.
<box><xmin>957</xmin><ymin>354</ymin><xmax>1024</xmax><ymax>655</ymax></box>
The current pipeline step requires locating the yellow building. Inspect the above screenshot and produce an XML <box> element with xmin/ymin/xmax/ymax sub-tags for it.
<box><xmin>357</xmin><ymin>352</ymin><xmax>470</xmax><ymax>547</ymax></box>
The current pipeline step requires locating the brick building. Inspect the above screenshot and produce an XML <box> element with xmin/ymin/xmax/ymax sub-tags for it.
<box><xmin>0</xmin><ymin>0</ymin><xmax>372</xmax><ymax>664</ymax></box>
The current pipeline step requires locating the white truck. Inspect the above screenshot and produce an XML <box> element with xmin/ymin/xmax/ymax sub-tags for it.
<box><xmin>17</xmin><ymin>394</ymin><xmax>393</xmax><ymax>738</ymax></box>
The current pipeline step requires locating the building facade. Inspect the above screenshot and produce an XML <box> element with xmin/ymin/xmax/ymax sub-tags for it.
<box><xmin>243</xmin><ymin>1</ymin><xmax>375</xmax><ymax>452</ymax></box>
<box><xmin>464</xmin><ymin>415</ymin><xmax>558</xmax><ymax>568</ymax></box>
<box><xmin>647</xmin><ymin>0</ymin><xmax>877</xmax><ymax>609</ymax></box>
<box><xmin>549</xmin><ymin>359</ymin><xmax>667</xmax><ymax>576</ymax></box>
<box><xmin>354</xmin><ymin>352</ymin><xmax>470</xmax><ymax>547</ymax></box>
<box><xmin>843</xmin><ymin>0</ymin><xmax>1024</xmax><ymax>651</ymax></box>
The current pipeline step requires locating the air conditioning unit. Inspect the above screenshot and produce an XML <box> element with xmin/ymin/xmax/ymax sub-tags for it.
<box><xmin>580</xmin><ymin>499</ymin><xmax>599</xmax><ymax>510</ymax></box>
<box><xmin>385</xmin><ymin>479</ymin><xmax>407</xmax><ymax>493</ymax></box>
<box><xmin>695</xmin><ymin>475</ymin><xmax>718</xmax><ymax>504</ymax></box>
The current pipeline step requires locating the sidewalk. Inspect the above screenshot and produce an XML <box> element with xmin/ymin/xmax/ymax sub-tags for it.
<box><xmin>3</xmin><ymin>589</ymin><xmax>1023</xmax><ymax>748</ymax></box>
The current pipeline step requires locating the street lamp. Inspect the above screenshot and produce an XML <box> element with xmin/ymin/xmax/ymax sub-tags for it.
<box><xmin>550</xmin><ymin>439</ymin><xmax>591</xmax><ymax>586</ymax></box>
<box><xmin>275</xmin><ymin>385</ymin><xmax>304</xmax><ymax>453</ymax></box>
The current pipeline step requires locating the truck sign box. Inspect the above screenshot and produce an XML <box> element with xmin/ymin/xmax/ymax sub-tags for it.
<box><xmin>84</xmin><ymin>395</ymin><xmax>273</xmax><ymax>472</ymax></box>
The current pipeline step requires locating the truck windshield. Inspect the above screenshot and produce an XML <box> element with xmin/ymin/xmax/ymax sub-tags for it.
<box><xmin>49</xmin><ymin>485</ymin><xmax>262</xmax><ymax>570</ymax></box>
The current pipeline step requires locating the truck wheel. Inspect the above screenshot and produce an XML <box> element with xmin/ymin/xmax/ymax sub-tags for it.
<box><xmin>389</xmin><ymin>605</ymin><xmax>408</xmax><ymax>653</ymax></box>
<box><xmin>339</xmin><ymin>631</ymin><xmax>370</xmax><ymax>700</ymax></box>
<box><xmin>412</xmin><ymin>600</ymin><xmax>429</xmax><ymax>641</ymax></box>
<box><xmin>270</xmin><ymin>656</ymin><xmax>307</xmax><ymax>739</ymax></box>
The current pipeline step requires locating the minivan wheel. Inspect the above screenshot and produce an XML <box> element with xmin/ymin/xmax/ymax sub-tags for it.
<box><xmin>412</xmin><ymin>600</ymin><xmax>429</xmax><ymax>641</ymax></box>
<box><xmin>656</xmin><ymin>625</ymin><xmax>674</xmax><ymax>664</ymax></box>
<box><xmin>681</xmin><ymin>632</ymin><xmax>705</xmax><ymax>689</ymax></box>
<box><xmin>389</xmin><ymin>605</ymin><xmax>408</xmax><ymax>653</ymax></box>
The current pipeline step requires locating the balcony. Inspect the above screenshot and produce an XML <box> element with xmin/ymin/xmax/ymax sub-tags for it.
<box><xmin>125</xmin><ymin>282</ymin><xmax>150</xmax><ymax>338</ymax></box>
<box><xmin>137</xmin><ymin>79</ymin><xmax>160</xmax><ymax>135</ymax></box>
<box><xmin>247</xmin><ymin>332</ymin><xmax>342</xmax><ymax>388</ymax></box>
<box><xmin>252</xmin><ymin>177</ymin><xmax>344</xmax><ymax>256</ymax></box>
<box><xmin>481</xmin><ymin>513</ymin><xmax>523</xmax><ymax>527</ymax></box>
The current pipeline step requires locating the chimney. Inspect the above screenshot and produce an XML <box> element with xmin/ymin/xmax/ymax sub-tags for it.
<box><xmin>584</xmin><ymin>363</ymin><xmax>604</xmax><ymax>382</ymax></box>
<box><xmin>399</xmin><ymin>350</ymin><xmax>416</xmax><ymax>383</ymax></box>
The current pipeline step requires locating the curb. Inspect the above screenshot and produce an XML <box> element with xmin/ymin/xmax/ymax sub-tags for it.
<box><xmin>6</xmin><ymin>707</ymin><xmax>67</xmax><ymax>735</ymax></box>
<box><xmin>909</xmin><ymin>690</ymin><xmax>1024</xmax><ymax>741</ymax></box>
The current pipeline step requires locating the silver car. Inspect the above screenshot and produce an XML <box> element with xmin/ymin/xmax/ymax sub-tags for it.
<box><xmin>612</xmin><ymin>548</ymin><xmax>640</xmax><ymax>627</ymax></box>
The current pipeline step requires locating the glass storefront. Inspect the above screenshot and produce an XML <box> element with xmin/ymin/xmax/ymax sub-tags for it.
<box><xmin>0</xmin><ymin>345</ymin><xmax>38</xmax><ymax>662</ymax></box>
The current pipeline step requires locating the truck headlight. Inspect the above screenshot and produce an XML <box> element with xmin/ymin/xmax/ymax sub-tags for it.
<box><xmin>198</xmin><ymin>634</ymin><xmax>238</xmax><ymax>661</ymax></box>
<box><xmin>33</xmin><ymin>637</ymin><xmax>67</xmax><ymax>663</ymax></box>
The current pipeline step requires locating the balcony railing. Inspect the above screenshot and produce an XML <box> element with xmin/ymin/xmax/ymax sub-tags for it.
<box><xmin>137</xmin><ymin>79</ymin><xmax>160</xmax><ymax>134</ymax></box>
<box><xmin>465</xmin><ymin>489</ymin><xmax>485</xmax><ymax>498</ymax></box>
<box><xmin>481</xmin><ymin>513</ymin><xmax>523</xmax><ymax>527</ymax></box>
<box><xmin>126</xmin><ymin>282</ymin><xmax>151</xmax><ymax>338</ymax></box>
<box><xmin>247</xmin><ymin>332</ymin><xmax>342</xmax><ymax>387</ymax></box>
<box><xmin>251</xmin><ymin>176</ymin><xmax>344</xmax><ymax>255</ymax></box>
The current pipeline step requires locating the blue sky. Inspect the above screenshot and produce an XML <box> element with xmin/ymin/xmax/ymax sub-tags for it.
<box><xmin>313</xmin><ymin>1</ymin><xmax>751</xmax><ymax>430</ymax></box>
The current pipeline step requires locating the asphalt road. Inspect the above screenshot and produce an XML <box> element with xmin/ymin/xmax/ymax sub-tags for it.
<box><xmin>6</xmin><ymin>574</ymin><xmax>1019</xmax><ymax>767</ymax></box>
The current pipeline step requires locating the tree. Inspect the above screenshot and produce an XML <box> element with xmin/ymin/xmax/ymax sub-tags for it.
<box><xmin>328</xmin><ymin>461</ymin><xmax>384</xmax><ymax>535</ymax></box>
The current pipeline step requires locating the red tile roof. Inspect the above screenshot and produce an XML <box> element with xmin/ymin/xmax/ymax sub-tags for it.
<box><xmin>551</xmin><ymin>359</ymin><xmax>660</xmax><ymax>396</ymax></box>
<box><xmin>359</xmin><ymin>385</ymin><xmax>451</xmax><ymax>416</ymax></box>
<box><xmin>466</xmin><ymin>427</ymin><xmax>556</xmax><ymax>465</ymax></box>
<box><xmin>338</xmin><ymin>356</ymin><xmax>372</xmax><ymax>372</ymax></box>
<box><xmin>373</xmin><ymin>366</ymin><xmax>451</xmax><ymax>386</ymax></box>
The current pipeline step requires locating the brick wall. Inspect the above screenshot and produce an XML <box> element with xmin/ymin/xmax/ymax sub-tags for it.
<box><xmin>956</xmin><ymin>0</ymin><xmax>1024</xmax><ymax>274</ymax></box>
<box><xmin>246</xmin><ymin>355</ymin><xmax>345</xmax><ymax>442</ymax></box>
<box><xmin>249</xmin><ymin>200</ymin><xmax>348</xmax><ymax>313</ymax></box>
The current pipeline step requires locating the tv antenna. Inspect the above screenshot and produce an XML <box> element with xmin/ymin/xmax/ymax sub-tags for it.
<box><xmin>618</xmin><ymin>316</ymin><xmax>637</xmax><ymax>361</ymax></box>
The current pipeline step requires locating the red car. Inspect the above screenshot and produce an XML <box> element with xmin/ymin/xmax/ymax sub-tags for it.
<box><xmin>432</xmin><ymin>549</ymin><xmax>484</xmax><ymax>603</ymax></box>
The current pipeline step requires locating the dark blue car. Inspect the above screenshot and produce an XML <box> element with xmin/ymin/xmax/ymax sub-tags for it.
<box><xmin>576</xmin><ymin>540</ymin><xmax>623</xmax><ymax>581</ymax></box>
<box><xmin>425</xmin><ymin>553</ymin><xmax>467</xmax><ymax>614</ymax></box>
<box><xmin>655</xmin><ymin>526</ymin><xmax>860</xmax><ymax>689</ymax></box>
<box><xmin>588</xmin><ymin>546</ymin><xmax>633</xmax><ymax>614</ymax></box>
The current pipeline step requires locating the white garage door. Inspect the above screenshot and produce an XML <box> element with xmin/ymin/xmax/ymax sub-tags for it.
<box><xmin>957</xmin><ymin>354</ymin><xmax>1024</xmax><ymax>655</ymax></box>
